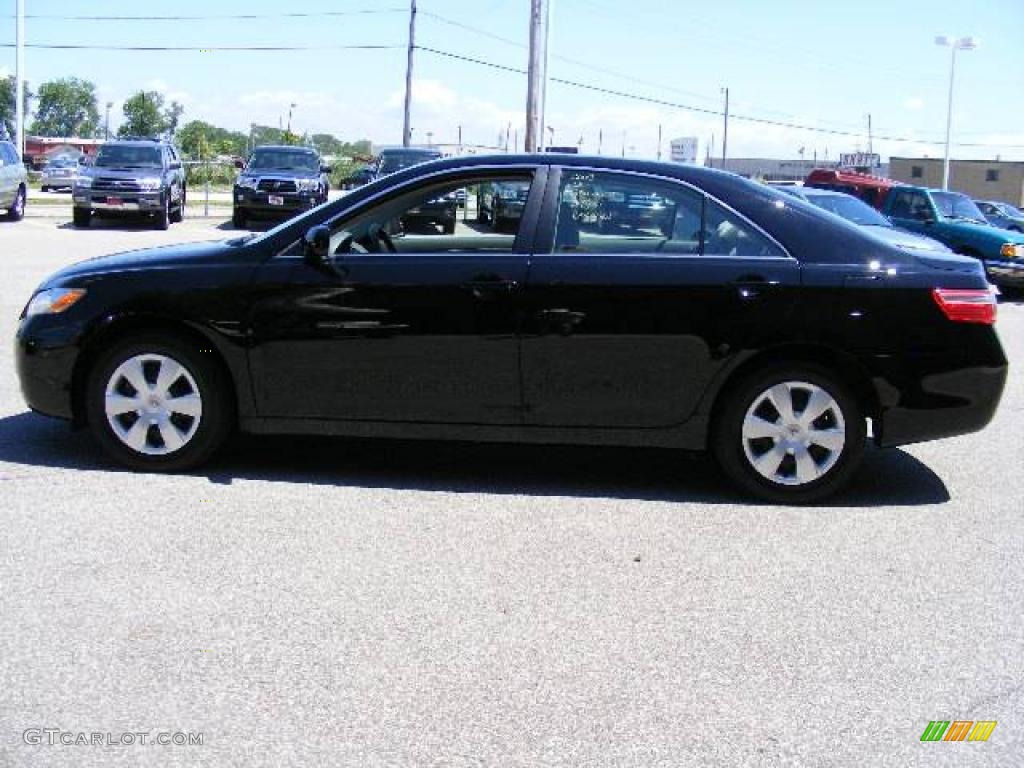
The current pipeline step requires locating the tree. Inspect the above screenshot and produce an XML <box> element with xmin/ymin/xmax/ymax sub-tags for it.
<box><xmin>177</xmin><ymin>119</ymin><xmax>247</xmax><ymax>159</ymax></box>
<box><xmin>118</xmin><ymin>90</ymin><xmax>183</xmax><ymax>138</ymax></box>
<box><xmin>0</xmin><ymin>75</ymin><xmax>32</xmax><ymax>140</ymax></box>
<box><xmin>310</xmin><ymin>133</ymin><xmax>345</xmax><ymax>157</ymax></box>
<box><xmin>29</xmin><ymin>77</ymin><xmax>100</xmax><ymax>137</ymax></box>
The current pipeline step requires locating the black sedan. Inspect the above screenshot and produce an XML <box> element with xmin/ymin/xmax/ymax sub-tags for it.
<box><xmin>15</xmin><ymin>155</ymin><xmax>1007</xmax><ymax>503</ymax></box>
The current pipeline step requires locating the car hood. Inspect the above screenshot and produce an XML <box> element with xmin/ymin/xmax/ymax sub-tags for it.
<box><xmin>863</xmin><ymin>225</ymin><xmax>950</xmax><ymax>253</ymax></box>
<box><xmin>942</xmin><ymin>218</ymin><xmax>1024</xmax><ymax>242</ymax></box>
<box><xmin>42</xmin><ymin>240</ymin><xmax>240</xmax><ymax>287</ymax></box>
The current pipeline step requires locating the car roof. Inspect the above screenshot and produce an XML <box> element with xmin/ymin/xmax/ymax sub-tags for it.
<box><xmin>252</xmin><ymin>145</ymin><xmax>316</xmax><ymax>152</ymax></box>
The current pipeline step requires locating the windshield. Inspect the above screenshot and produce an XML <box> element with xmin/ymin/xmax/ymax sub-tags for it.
<box><xmin>247</xmin><ymin>150</ymin><xmax>319</xmax><ymax>172</ymax></box>
<box><xmin>94</xmin><ymin>145</ymin><xmax>162</xmax><ymax>168</ymax></box>
<box><xmin>378</xmin><ymin>151</ymin><xmax>442</xmax><ymax>175</ymax></box>
<box><xmin>996</xmin><ymin>202</ymin><xmax>1023</xmax><ymax>217</ymax></box>
<box><xmin>931</xmin><ymin>191</ymin><xmax>987</xmax><ymax>223</ymax></box>
<box><xmin>804</xmin><ymin>193</ymin><xmax>891</xmax><ymax>227</ymax></box>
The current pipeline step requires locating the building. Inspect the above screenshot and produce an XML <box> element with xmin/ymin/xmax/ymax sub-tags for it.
<box><xmin>889</xmin><ymin>157</ymin><xmax>1024</xmax><ymax>207</ymax></box>
<box><xmin>23</xmin><ymin>136</ymin><xmax>105</xmax><ymax>169</ymax></box>
<box><xmin>704</xmin><ymin>157</ymin><xmax>840</xmax><ymax>182</ymax></box>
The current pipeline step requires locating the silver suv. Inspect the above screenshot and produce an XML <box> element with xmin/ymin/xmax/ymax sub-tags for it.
<box><xmin>73</xmin><ymin>138</ymin><xmax>186</xmax><ymax>230</ymax></box>
<box><xmin>0</xmin><ymin>140</ymin><xmax>27</xmax><ymax>221</ymax></box>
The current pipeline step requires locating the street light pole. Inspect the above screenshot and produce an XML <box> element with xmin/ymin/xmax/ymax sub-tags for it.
<box><xmin>936</xmin><ymin>35</ymin><xmax>977</xmax><ymax>191</ymax></box>
<box><xmin>105</xmin><ymin>102</ymin><xmax>113</xmax><ymax>140</ymax></box>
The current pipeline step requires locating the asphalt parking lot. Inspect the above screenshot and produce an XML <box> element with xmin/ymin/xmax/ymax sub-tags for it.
<box><xmin>0</xmin><ymin>215</ymin><xmax>1021</xmax><ymax>767</ymax></box>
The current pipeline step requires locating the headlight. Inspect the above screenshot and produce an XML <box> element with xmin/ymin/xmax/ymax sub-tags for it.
<box><xmin>137</xmin><ymin>177</ymin><xmax>162</xmax><ymax>191</ymax></box>
<box><xmin>296</xmin><ymin>179</ymin><xmax>319</xmax><ymax>193</ymax></box>
<box><xmin>25</xmin><ymin>288</ymin><xmax>87</xmax><ymax>317</ymax></box>
<box><xmin>999</xmin><ymin>243</ymin><xmax>1024</xmax><ymax>259</ymax></box>
<box><xmin>75</xmin><ymin>176</ymin><xmax>92</xmax><ymax>188</ymax></box>
<box><xmin>236</xmin><ymin>176</ymin><xmax>258</xmax><ymax>190</ymax></box>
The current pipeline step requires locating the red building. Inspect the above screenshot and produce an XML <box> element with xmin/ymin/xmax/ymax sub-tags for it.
<box><xmin>23</xmin><ymin>136</ymin><xmax>105</xmax><ymax>169</ymax></box>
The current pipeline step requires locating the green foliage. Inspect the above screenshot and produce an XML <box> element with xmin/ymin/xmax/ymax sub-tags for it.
<box><xmin>30</xmin><ymin>78</ymin><xmax>100</xmax><ymax>138</ymax></box>
<box><xmin>118</xmin><ymin>91</ymin><xmax>183</xmax><ymax>138</ymax></box>
<box><xmin>178</xmin><ymin>120</ymin><xmax>248</xmax><ymax>159</ymax></box>
<box><xmin>0</xmin><ymin>76</ymin><xmax>32</xmax><ymax>139</ymax></box>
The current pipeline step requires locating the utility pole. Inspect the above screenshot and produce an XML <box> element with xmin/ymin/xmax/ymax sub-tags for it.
<box><xmin>867</xmin><ymin>113</ymin><xmax>873</xmax><ymax>156</ymax></box>
<box><xmin>402</xmin><ymin>0</ymin><xmax>417</xmax><ymax>148</ymax></box>
<box><xmin>457</xmin><ymin>125</ymin><xmax>462</xmax><ymax>154</ymax></box>
<box><xmin>657</xmin><ymin>124</ymin><xmax>662</xmax><ymax>161</ymax></box>
<box><xmin>525</xmin><ymin>0</ymin><xmax>545</xmax><ymax>152</ymax></box>
<box><xmin>721</xmin><ymin>87</ymin><xmax>729</xmax><ymax>170</ymax></box>
<box><xmin>539</xmin><ymin>0</ymin><xmax>553</xmax><ymax>152</ymax></box>
<box><xmin>15</xmin><ymin>0</ymin><xmax>25</xmax><ymax>157</ymax></box>
<box><xmin>105</xmin><ymin>102</ymin><xmax>113</xmax><ymax>140</ymax></box>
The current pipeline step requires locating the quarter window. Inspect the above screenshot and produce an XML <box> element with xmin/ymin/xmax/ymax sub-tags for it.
<box><xmin>550</xmin><ymin>171</ymin><xmax>784</xmax><ymax>257</ymax></box>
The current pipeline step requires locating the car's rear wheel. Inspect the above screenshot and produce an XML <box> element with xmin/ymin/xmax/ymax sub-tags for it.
<box><xmin>72</xmin><ymin>207</ymin><xmax>91</xmax><ymax>228</ymax></box>
<box><xmin>7</xmin><ymin>185</ymin><xmax>26</xmax><ymax>221</ymax></box>
<box><xmin>85</xmin><ymin>335</ymin><xmax>233</xmax><ymax>471</ymax></box>
<box><xmin>713</xmin><ymin>365</ymin><xmax>865</xmax><ymax>503</ymax></box>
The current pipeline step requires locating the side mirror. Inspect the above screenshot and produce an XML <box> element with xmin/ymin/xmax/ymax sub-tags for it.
<box><xmin>303</xmin><ymin>225</ymin><xmax>332</xmax><ymax>266</ymax></box>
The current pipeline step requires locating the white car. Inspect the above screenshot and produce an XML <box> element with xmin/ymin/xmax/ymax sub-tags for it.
<box><xmin>40</xmin><ymin>157</ymin><xmax>81</xmax><ymax>192</ymax></box>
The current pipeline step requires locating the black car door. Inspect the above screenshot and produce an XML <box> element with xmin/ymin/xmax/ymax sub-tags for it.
<box><xmin>247</xmin><ymin>167</ymin><xmax>546</xmax><ymax>425</ymax></box>
<box><xmin>520</xmin><ymin>167</ymin><xmax>801</xmax><ymax>428</ymax></box>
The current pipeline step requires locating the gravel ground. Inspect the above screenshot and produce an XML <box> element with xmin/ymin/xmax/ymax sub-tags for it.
<box><xmin>0</xmin><ymin>216</ymin><xmax>1021</xmax><ymax>767</ymax></box>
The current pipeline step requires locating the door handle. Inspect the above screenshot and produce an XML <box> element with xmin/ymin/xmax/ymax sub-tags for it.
<box><xmin>462</xmin><ymin>277</ymin><xmax>519</xmax><ymax>299</ymax></box>
<box><xmin>537</xmin><ymin>308</ymin><xmax>586</xmax><ymax>336</ymax></box>
<box><xmin>730</xmin><ymin>274</ymin><xmax>777</xmax><ymax>300</ymax></box>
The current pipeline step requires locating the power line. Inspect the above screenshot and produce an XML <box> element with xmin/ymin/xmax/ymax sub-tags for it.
<box><xmin>7</xmin><ymin>9</ymin><xmax>405</xmax><ymax>21</ymax></box>
<box><xmin>416</xmin><ymin>46</ymin><xmax>1024</xmax><ymax>149</ymax></box>
<box><xmin>0</xmin><ymin>43</ymin><xmax>402</xmax><ymax>52</ymax></box>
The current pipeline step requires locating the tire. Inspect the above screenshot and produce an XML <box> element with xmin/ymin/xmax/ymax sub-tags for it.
<box><xmin>72</xmin><ymin>207</ymin><xmax>91</xmax><ymax>228</ymax></box>
<box><xmin>7</xmin><ymin>185</ymin><xmax>26</xmax><ymax>221</ymax></box>
<box><xmin>232</xmin><ymin>208</ymin><xmax>246</xmax><ymax>229</ymax></box>
<box><xmin>41</xmin><ymin>185</ymin><xmax>49</xmax><ymax>193</ymax></box>
<box><xmin>492</xmin><ymin>214</ymin><xmax>504</xmax><ymax>232</ymax></box>
<box><xmin>169</xmin><ymin>187</ymin><xmax>184</xmax><ymax>223</ymax></box>
<box><xmin>85</xmin><ymin>334</ymin><xmax>233</xmax><ymax>472</ymax></box>
<box><xmin>712</xmin><ymin>364</ymin><xmax>865</xmax><ymax>504</ymax></box>
<box><xmin>443</xmin><ymin>219</ymin><xmax>456</xmax><ymax>235</ymax></box>
<box><xmin>154</xmin><ymin>194</ymin><xmax>170</xmax><ymax>230</ymax></box>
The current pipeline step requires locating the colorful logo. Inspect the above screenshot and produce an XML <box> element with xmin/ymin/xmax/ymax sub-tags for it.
<box><xmin>921</xmin><ymin>721</ymin><xmax>997</xmax><ymax>742</ymax></box>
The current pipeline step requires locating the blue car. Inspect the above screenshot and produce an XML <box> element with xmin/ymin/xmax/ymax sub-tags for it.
<box><xmin>774</xmin><ymin>186</ymin><xmax>950</xmax><ymax>253</ymax></box>
<box><xmin>975</xmin><ymin>200</ymin><xmax>1024</xmax><ymax>232</ymax></box>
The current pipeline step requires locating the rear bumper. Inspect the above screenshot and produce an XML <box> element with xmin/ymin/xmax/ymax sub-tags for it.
<box><xmin>872</xmin><ymin>357</ymin><xmax>1008</xmax><ymax>448</ymax></box>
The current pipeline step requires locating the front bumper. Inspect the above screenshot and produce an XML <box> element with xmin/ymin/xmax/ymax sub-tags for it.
<box><xmin>15</xmin><ymin>318</ymin><xmax>82</xmax><ymax>421</ymax></box>
<box><xmin>234</xmin><ymin>187</ymin><xmax>320</xmax><ymax>217</ymax></box>
<box><xmin>985</xmin><ymin>259</ymin><xmax>1024</xmax><ymax>286</ymax></box>
<box><xmin>74</xmin><ymin>189</ymin><xmax>164</xmax><ymax>213</ymax></box>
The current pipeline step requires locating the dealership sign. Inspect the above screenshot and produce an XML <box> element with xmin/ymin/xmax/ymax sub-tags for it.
<box><xmin>839</xmin><ymin>152</ymin><xmax>881</xmax><ymax>169</ymax></box>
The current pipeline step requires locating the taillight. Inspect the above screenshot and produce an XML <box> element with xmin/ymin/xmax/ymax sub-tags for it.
<box><xmin>931</xmin><ymin>287</ymin><xmax>997</xmax><ymax>325</ymax></box>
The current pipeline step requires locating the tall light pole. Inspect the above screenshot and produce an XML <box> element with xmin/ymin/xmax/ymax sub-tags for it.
<box><xmin>402</xmin><ymin>0</ymin><xmax>417</xmax><ymax>148</ymax></box>
<box><xmin>935</xmin><ymin>35</ymin><xmax>977</xmax><ymax>191</ymax></box>
<box><xmin>287</xmin><ymin>102</ymin><xmax>296</xmax><ymax>134</ymax></box>
<box><xmin>105</xmin><ymin>102</ymin><xmax>113</xmax><ymax>140</ymax></box>
<box><xmin>525</xmin><ymin>0</ymin><xmax>546</xmax><ymax>152</ymax></box>
<box><xmin>721</xmin><ymin>86</ymin><xmax>729</xmax><ymax>170</ymax></box>
<box><xmin>15</xmin><ymin>0</ymin><xmax>25</xmax><ymax>158</ymax></box>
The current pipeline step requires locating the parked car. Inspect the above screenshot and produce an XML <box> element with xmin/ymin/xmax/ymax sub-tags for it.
<box><xmin>40</xmin><ymin>156</ymin><xmax>81</xmax><ymax>192</ymax></box>
<box><xmin>0</xmin><ymin>139</ymin><xmax>27</xmax><ymax>221</ymax></box>
<box><xmin>880</xmin><ymin>187</ymin><xmax>1024</xmax><ymax>290</ymax></box>
<box><xmin>15</xmin><ymin>155</ymin><xmax>1007</xmax><ymax>503</ymax></box>
<box><xmin>373</xmin><ymin>147</ymin><xmax>443</xmax><ymax>179</ymax></box>
<box><xmin>775</xmin><ymin>186</ymin><xmax>950</xmax><ymax>253</ymax></box>
<box><xmin>477</xmin><ymin>180</ymin><xmax>531</xmax><ymax>230</ymax></box>
<box><xmin>805</xmin><ymin>168</ymin><xmax>894</xmax><ymax>209</ymax></box>
<box><xmin>975</xmin><ymin>200</ymin><xmax>1024</xmax><ymax>232</ymax></box>
<box><xmin>233</xmin><ymin>145</ymin><xmax>330</xmax><ymax>228</ymax></box>
<box><xmin>342</xmin><ymin>166</ymin><xmax>375</xmax><ymax>190</ymax></box>
<box><xmin>400</xmin><ymin>190</ymin><xmax>458</xmax><ymax>234</ymax></box>
<box><xmin>73</xmin><ymin>138</ymin><xmax>186</xmax><ymax>230</ymax></box>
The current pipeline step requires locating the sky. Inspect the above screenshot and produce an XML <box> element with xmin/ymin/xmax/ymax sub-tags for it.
<box><xmin>2</xmin><ymin>0</ymin><xmax>1023</xmax><ymax>162</ymax></box>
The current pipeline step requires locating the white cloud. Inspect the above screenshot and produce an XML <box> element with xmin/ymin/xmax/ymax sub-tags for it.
<box><xmin>904</xmin><ymin>96</ymin><xmax>925</xmax><ymax>111</ymax></box>
<box><xmin>0</xmin><ymin>66</ymin><xmax>10</xmax><ymax>79</ymax></box>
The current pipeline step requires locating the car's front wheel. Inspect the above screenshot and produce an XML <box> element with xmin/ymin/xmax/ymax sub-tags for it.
<box><xmin>85</xmin><ymin>335</ymin><xmax>233</xmax><ymax>471</ymax></box>
<box><xmin>72</xmin><ymin>207</ymin><xmax>91</xmax><ymax>228</ymax></box>
<box><xmin>7</xmin><ymin>185</ymin><xmax>26</xmax><ymax>221</ymax></box>
<box><xmin>232</xmin><ymin>208</ymin><xmax>246</xmax><ymax>228</ymax></box>
<box><xmin>154</xmin><ymin>194</ymin><xmax>170</xmax><ymax>230</ymax></box>
<box><xmin>713</xmin><ymin>365</ymin><xmax>865</xmax><ymax>504</ymax></box>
